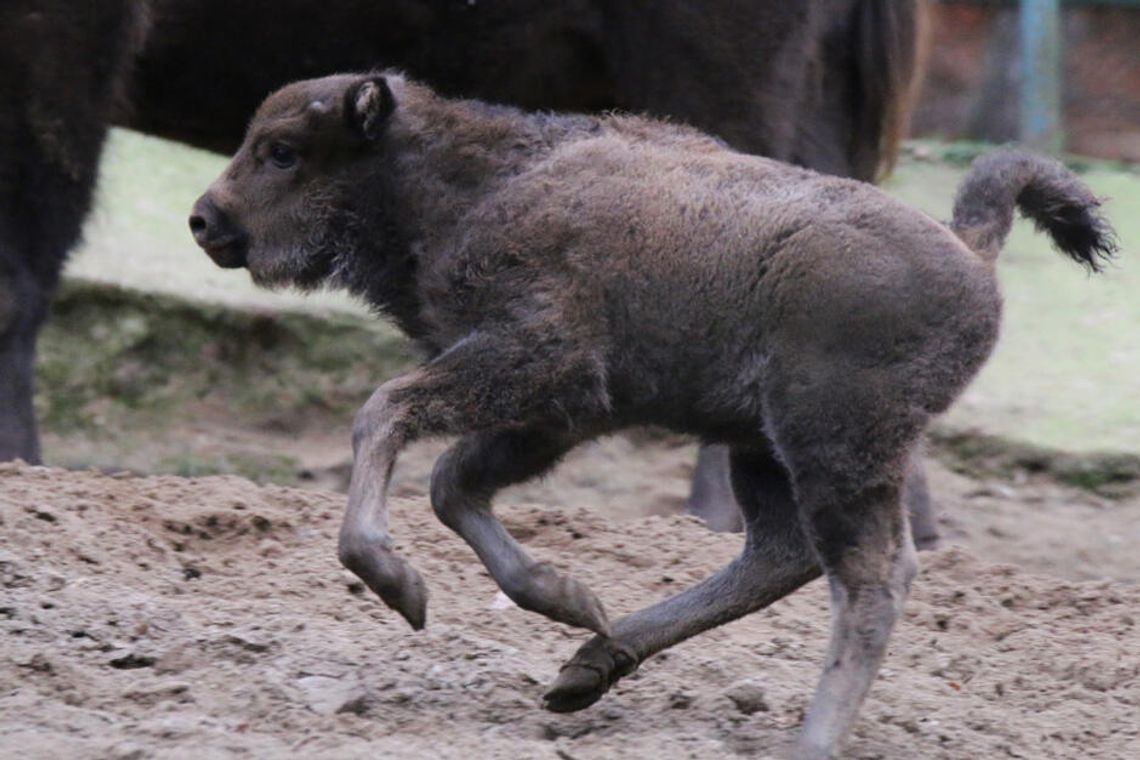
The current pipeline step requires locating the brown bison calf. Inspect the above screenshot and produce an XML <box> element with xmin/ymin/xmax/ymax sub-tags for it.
<box><xmin>190</xmin><ymin>73</ymin><xmax>1114</xmax><ymax>758</ymax></box>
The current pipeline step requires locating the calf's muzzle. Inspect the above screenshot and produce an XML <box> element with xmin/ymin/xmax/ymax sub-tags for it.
<box><xmin>189</xmin><ymin>194</ymin><xmax>248</xmax><ymax>269</ymax></box>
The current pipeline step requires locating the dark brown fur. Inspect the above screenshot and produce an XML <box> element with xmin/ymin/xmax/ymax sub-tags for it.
<box><xmin>130</xmin><ymin>0</ymin><xmax>921</xmax><ymax>180</ymax></box>
<box><xmin>191</xmin><ymin>74</ymin><xmax>1114</xmax><ymax>759</ymax></box>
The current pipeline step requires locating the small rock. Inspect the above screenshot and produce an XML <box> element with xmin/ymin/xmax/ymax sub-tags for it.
<box><xmin>341</xmin><ymin>570</ymin><xmax>365</xmax><ymax>595</ymax></box>
<box><xmin>18</xmin><ymin>653</ymin><xmax>54</xmax><ymax>673</ymax></box>
<box><xmin>223</xmin><ymin>629</ymin><xmax>273</xmax><ymax>653</ymax></box>
<box><xmin>107</xmin><ymin>742</ymin><xmax>150</xmax><ymax>760</ymax></box>
<box><xmin>600</xmin><ymin>706</ymin><xmax>624</xmax><ymax>721</ymax></box>
<box><xmin>257</xmin><ymin>538</ymin><xmax>283</xmax><ymax>558</ymax></box>
<box><xmin>297</xmin><ymin>675</ymin><xmax>374</xmax><ymax>716</ymax></box>
<box><xmin>0</xmin><ymin>550</ymin><xmax>28</xmax><ymax>588</ymax></box>
<box><xmin>123</xmin><ymin>680</ymin><xmax>192</xmax><ymax>706</ymax></box>
<box><xmin>489</xmin><ymin>591</ymin><xmax>517</xmax><ymax>610</ymax></box>
<box><xmin>669</xmin><ymin>690</ymin><xmax>694</xmax><ymax>709</ymax></box>
<box><xmin>154</xmin><ymin>646</ymin><xmax>196</xmax><ymax>675</ymax></box>
<box><xmin>336</xmin><ymin>691</ymin><xmax>378</xmax><ymax>716</ymax></box>
<box><xmin>109</xmin><ymin>652</ymin><xmax>156</xmax><ymax>670</ymax></box>
<box><xmin>138</xmin><ymin>714</ymin><xmax>199</xmax><ymax>740</ymax></box>
<box><xmin>725</xmin><ymin>679</ymin><xmax>769</xmax><ymax>715</ymax></box>
<box><xmin>29</xmin><ymin>506</ymin><xmax>58</xmax><ymax>523</ymax></box>
<box><xmin>44</xmin><ymin>572</ymin><xmax>66</xmax><ymax>592</ymax></box>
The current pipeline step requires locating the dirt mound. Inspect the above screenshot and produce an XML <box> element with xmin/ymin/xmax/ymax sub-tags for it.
<box><xmin>2</xmin><ymin>464</ymin><xmax>1137</xmax><ymax>759</ymax></box>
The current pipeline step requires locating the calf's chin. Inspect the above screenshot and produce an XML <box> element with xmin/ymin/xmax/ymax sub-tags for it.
<box><xmin>246</xmin><ymin>243</ymin><xmax>335</xmax><ymax>292</ymax></box>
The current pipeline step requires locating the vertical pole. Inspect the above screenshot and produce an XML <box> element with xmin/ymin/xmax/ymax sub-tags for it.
<box><xmin>1019</xmin><ymin>0</ymin><xmax>1063</xmax><ymax>152</ymax></box>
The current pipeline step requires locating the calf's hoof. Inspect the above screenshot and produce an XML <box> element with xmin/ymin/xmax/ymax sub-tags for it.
<box><xmin>543</xmin><ymin>636</ymin><xmax>637</xmax><ymax>713</ymax></box>
<box><xmin>340</xmin><ymin>543</ymin><xmax>429</xmax><ymax>630</ymax></box>
<box><xmin>512</xmin><ymin>561</ymin><xmax>610</xmax><ymax>636</ymax></box>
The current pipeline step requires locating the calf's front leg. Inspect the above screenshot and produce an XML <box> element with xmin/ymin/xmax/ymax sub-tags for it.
<box><xmin>340</xmin><ymin>331</ymin><xmax>611</xmax><ymax>632</ymax></box>
<box><xmin>339</xmin><ymin>375</ymin><xmax>430</xmax><ymax>629</ymax></box>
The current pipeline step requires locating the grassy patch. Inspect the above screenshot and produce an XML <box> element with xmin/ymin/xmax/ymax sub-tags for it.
<box><xmin>902</xmin><ymin>140</ymin><xmax>1140</xmax><ymax>175</ymax></box>
<box><xmin>154</xmin><ymin>449</ymin><xmax>302</xmax><ymax>483</ymax></box>
<box><xmin>37</xmin><ymin>280</ymin><xmax>415</xmax><ymax>480</ymax></box>
<box><xmin>930</xmin><ymin>429</ymin><xmax>1140</xmax><ymax>499</ymax></box>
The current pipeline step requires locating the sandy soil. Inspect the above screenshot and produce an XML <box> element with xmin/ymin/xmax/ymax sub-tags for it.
<box><xmin>2</xmin><ymin>458</ymin><xmax>1137</xmax><ymax>759</ymax></box>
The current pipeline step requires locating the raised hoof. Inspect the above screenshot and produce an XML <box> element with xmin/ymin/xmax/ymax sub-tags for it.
<box><xmin>543</xmin><ymin>636</ymin><xmax>637</xmax><ymax>713</ymax></box>
<box><xmin>517</xmin><ymin>561</ymin><xmax>610</xmax><ymax>636</ymax></box>
<box><xmin>342</xmin><ymin>547</ymin><xmax>429</xmax><ymax>630</ymax></box>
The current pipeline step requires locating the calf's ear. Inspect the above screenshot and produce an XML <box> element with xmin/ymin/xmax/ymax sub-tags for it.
<box><xmin>345</xmin><ymin>76</ymin><xmax>395</xmax><ymax>141</ymax></box>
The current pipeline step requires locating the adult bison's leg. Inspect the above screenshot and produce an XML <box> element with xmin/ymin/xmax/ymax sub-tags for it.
<box><xmin>430</xmin><ymin>429</ymin><xmax>609</xmax><ymax>635</ymax></box>
<box><xmin>683</xmin><ymin>445</ymin><xmax>742</xmax><ymax>532</ymax></box>
<box><xmin>0</xmin><ymin>102</ymin><xmax>100</xmax><ymax>464</ymax></box>
<box><xmin>903</xmin><ymin>446</ymin><xmax>940</xmax><ymax>549</ymax></box>
<box><xmin>546</xmin><ymin>444</ymin><xmax>820</xmax><ymax>712</ymax></box>
<box><xmin>687</xmin><ymin>444</ymin><xmax>941</xmax><ymax>548</ymax></box>
<box><xmin>0</xmin><ymin>0</ymin><xmax>147</xmax><ymax>463</ymax></box>
<box><xmin>0</xmin><ymin>264</ymin><xmax>50</xmax><ymax>462</ymax></box>
<box><xmin>341</xmin><ymin>331</ymin><xmax>610</xmax><ymax>632</ymax></box>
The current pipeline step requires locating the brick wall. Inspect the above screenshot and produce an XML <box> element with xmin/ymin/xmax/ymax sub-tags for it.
<box><xmin>911</xmin><ymin>2</ymin><xmax>1140</xmax><ymax>160</ymax></box>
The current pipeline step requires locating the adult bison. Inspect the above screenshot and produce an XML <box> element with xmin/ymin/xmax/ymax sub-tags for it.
<box><xmin>0</xmin><ymin>0</ymin><xmax>925</xmax><ymax>532</ymax></box>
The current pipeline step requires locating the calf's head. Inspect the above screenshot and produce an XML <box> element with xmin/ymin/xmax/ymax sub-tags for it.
<box><xmin>190</xmin><ymin>73</ymin><xmax>397</xmax><ymax>288</ymax></box>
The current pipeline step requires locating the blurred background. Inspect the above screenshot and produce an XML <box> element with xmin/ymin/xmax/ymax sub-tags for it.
<box><xmin>915</xmin><ymin>0</ymin><xmax>1138</xmax><ymax>160</ymax></box>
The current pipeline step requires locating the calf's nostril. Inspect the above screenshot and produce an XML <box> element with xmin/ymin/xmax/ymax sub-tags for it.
<box><xmin>188</xmin><ymin>214</ymin><xmax>207</xmax><ymax>234</ymax></box>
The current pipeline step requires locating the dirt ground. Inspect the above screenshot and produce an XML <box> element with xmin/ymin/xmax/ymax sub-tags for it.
<box><xmin>2</xmin><ymin>437</ymin><xmax>1138</xmax><ymax>759</ymax></box>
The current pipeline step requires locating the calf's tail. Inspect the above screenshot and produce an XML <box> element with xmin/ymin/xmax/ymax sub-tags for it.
<box><xmin>950</xmin><ymin>148</ymin><xmax>1117</xmax><ymax>270</ymax></box>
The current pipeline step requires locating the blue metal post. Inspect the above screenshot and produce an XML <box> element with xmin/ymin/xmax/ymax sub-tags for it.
<box><xmin>1019</xmin><ymin>0</ymin><xmax>1063</xmax><ymax>152</ymax></box>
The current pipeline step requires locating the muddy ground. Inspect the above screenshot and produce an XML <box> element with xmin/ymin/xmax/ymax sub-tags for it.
<box><xmin>2</xmin><ymin>437</ymin><xmax>1138</xmax><ymax>759</ymax></box>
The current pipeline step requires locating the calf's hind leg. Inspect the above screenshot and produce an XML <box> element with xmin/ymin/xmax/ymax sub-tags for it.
<box><xmin>546</xmin><ymin>444</ymin><xmax>821</xmax><ymax>712</ymax></box>
<box><xmin>794</xmin><ymin>466</ymin><xmax>918</xmax><ymax>760</ymax></box>
<box><xmin>551</xmin><ymin>381</ymin><xmax>922</xmax><ymax>757</ymax></box>
<box><xmin>430</xmin><ymin>429</ymin><xmax>608</xmax><ymax>634</ymax></box>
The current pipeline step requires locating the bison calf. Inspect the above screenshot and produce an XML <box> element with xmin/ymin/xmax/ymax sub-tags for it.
<box><xmin>190</xmin><ymin>72</ymin><xmax>1114</xmax><ymax>759</ymax></box>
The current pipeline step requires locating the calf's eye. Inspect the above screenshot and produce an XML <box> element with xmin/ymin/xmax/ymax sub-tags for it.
<box><xmin>269</xmin><ymin>142</ymin><xmax>298</xmax><ymax>169</ymax></box>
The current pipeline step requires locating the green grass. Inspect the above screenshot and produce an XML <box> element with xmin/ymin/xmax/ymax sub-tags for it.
<box><xmin>63</xmin><ymin>129</ymin><xmax>1140</xmax><ymax>457</ymax></box>
<box><xmin>36</xmin><ymin>280</ymin><xmax>415</xmax><ymax>481</ymax></box>
<box><xmin>35</xmin><ymin>280</ymin><xmax>413</xmax><ymax>480</ymax></box>
<box><xmin>38</xmin><ymin>280</ymin><xmax>413</xmax><ymax>432</ymax></box>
